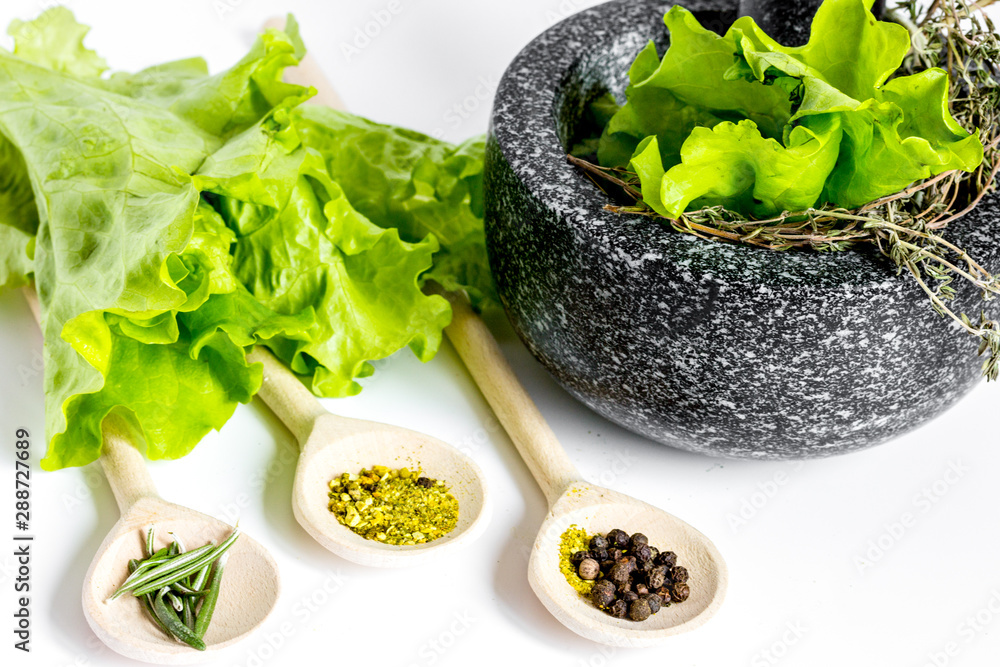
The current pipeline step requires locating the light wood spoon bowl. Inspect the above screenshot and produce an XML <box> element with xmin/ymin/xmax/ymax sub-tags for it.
<box><xmin>81</xmin><ymin>416</ymin><xmax>281</xmax><ymax>664</ymax></box>
<box><xmin>442</xmin><ymin>290</ymin><xmax>728</xmax><ymax>647</ymax></box>
<box><xmin>23</xmin><ymin>288</ymin><xmax>280</xmax><ymax>664</ymax></box>
<box><xmin>248</xmin><ymin>348</ymin><xmax>490</xmax><ymax>567</ymax></box>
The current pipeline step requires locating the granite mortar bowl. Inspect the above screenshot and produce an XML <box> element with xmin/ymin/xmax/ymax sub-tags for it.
<box><xmin>484</xmin><ymin>0</ymin><xmax>1000</xmax><ymax>459</ymax></box>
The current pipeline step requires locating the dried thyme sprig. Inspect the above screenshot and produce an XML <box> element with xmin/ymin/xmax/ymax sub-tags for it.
<box><xmin>570</xmin><ymin>0</ymin><xmax>1000</xmax><ymax>379</ymax></box>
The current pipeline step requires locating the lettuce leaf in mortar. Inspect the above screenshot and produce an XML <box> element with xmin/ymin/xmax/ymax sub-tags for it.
<box><xmin>599</xmin><ymin>0</ymin><xmax>983</xmax><ymax>217</ymax></box>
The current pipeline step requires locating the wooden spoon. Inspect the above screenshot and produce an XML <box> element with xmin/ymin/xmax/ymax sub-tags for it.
<box><xmin>441</xmin><ymin>290</ymin><xmax>728</xmax><ymax>647</ymax></box>
<box><xmin>247</xmin><ymin>347</ymin><xmax>490</xmax><ymax>567</ymax></box>
<box><xmin>23</xmin><ymin>288</ymin><xmax>280</xmax><ymax>664</ymax></box>
<box><xmin>249</xmin><ymin>21</ymin><xmax>490</xmax><ymax>567</ymax></box>
<box><xmin>265</xmin><ymin>18</ymin><xmax>724</xmax><ymax>638</ymax></box>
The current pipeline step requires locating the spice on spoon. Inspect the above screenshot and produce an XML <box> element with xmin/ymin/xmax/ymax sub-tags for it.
<box><xmin>558</xmin><ymin>525</ymin><xmax>598</xmax><ymax>596</ymax></box>
<box><xmin>112</xmin><ymin>525</ymin><xmax>238</xmax><ymax>650</ymax></box>
<box><xmin>327</xmin><ymin>466</ymin><xmax>459</xmax><ymax>545</ymax></box>
<box><xmin>559</xmin><ymin>526</ymin><xmax>691</xmax><ymax>621</ymax></box>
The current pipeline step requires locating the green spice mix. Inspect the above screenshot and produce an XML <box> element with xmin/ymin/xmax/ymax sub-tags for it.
<box><xmin>328</xmin><ymin>466</ymin><xmax>459</xmax><ymax>545</ymax></box>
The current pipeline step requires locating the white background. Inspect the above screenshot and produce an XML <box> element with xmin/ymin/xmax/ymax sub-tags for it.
<box><xmin>2</xmin><ymin>1</ymin><xmax>1000</xmax><ymax>666</ymax></box>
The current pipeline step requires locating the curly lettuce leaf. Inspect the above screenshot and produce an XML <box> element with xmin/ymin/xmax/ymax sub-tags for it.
<box><xmin>0</xmin><ymin>9</ymin><xmax>493</xmax><ymax>470</ymax></box>
<box><xmin>7</xmin><ymin>6</ymin><xmax>108</xmax><ymax>78</ymax></box>
<box><xmin>726</xmin><ymin>1</ymin><xmax>982</xmax><ymax>208</ymax></box>
<box><xmin>602</xmin><ymin>0</ymin><xmax>983</xmax><ymax>216</ymax></box>
<box><xmin>99</xmin><ymin>16</ymin><xmax>309</xmax><ymax>140</ymax></box>
<box><xmin>193</xmin><ymin>111</ymin><xmax>451</xmax><ymax>398</ymax></box>
<box><xmin>292</xmin><ymin>106</ymin><xmax>498</xmax><ymax>309</ymax></box>
<box><xmin>820</xmin><ymin>70</ymin><xmax>984</xmax><ymax>207</ymax></box>
<box><xmin>0</xmin><ymin>11</ymin><xmax>313</xmax><ymax>469</ymax></box>
<box><xmin>635</xmin><ymin>116</ymin><xmax>842</xmax><ymax>217</ymax></box>
<box><xmin>598</xmin><ymin>7</ymin><xmax>791</xmax><ymax>169</ymax></box>
<box><xmin>0</xmin><ymin>136</ymin><xmax>37</xmax><ymax>289</ymax></box>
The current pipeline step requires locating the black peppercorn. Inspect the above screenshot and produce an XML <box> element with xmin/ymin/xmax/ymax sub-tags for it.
<box><xmin>591</xmin><ymin>579</ymin><xmax>616</xmax><ymax>608</ymax></box>
<box><xmin>615</xmin><ymin>555</ymin><xmax>636</xmax><ymax>573</ymax></box>
<box><xmin>655</xmin><ymin>551</ymin><xmax>677</xmax><ymax>569</ymax></box>
<box><xmin>628</xmin><ymin>533</ymin><xmax>649</xmax><ymax>551</ymax></box>
<box><xmin>608</xmin><ymin>562</ymin><xmax>631</xmax><ymax>589</ymax></box>
<box><xmin>572</xmin><ymin>529</ymin><xmax>691</xmax><ymax>622</ymax></box>
<box><xmin>590</xmin><ymin>535</ymin><xmax>610</xmax><ymax>551</ymax></box>
<box><xmin>647</xmin><ymin>565</ymin><xmax>668</xmax><ymax>590</ymax></box>
<box><xmin>578</xmin><ymin>558</ymin><xmax>600</xmax><ymax>580</ymax></box>
<box><xmin>607</xmin><ymin>528</ymin><xmax>629</xmax><ymax>549</ymax></box>
<box><xmin>628</xmin><ymin>598</ymin><xmax>652</xmax><ymax>621</ymax></box>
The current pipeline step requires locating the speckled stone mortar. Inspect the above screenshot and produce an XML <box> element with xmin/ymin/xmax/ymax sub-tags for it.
<box><xmin>484</xmin><ymin>0</ymin><xmax>1000</xmax><ymax>459</ymax></box>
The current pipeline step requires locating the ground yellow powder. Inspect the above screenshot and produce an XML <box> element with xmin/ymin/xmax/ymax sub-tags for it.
<box><xmin>559</xmin><ymin>525</ymin><xmax>595</xmax><ymax>597</ymax></box>
<box><xmin>327</xmin><ymin>466</ymin><xmax>459</xmax><ymax>545</ymax></box>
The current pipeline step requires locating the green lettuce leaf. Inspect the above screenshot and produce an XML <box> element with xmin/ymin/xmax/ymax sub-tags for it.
<box><xmin>600</xmin><ymin>0</ymin><xmax>983</xmax><ymax>216</ymax></box>
<box><xmin>0</xmin><ymin>9</ymin><xmax>494</xmax><ymax>470</ymax></box>
<box><xmin>598</xmin><ymin>7</ymin><xmax>791</xmax><ymax>170</ymax></box>
<box><xmin>193</xmin><ymin>110</ymin><xmax>451</xmax><ymax>398</ymax></box>
<box><xmin>7</xmin><ymin>6</ymin><xmax>108</xmax><ymax>78</ymax></box>
<box><xmin>0</xmin><ymin>136</ymin><xmax>37</xmax><ymax>289</ymax></box>
<box><xmin>635</xmin><ymin>116</ymin><xmax>842</xmax><ymax>218</ymax></box>
<box><xmin>292</xmin><ymin>106</ymin><xmax>497</xmax><ymax>309</ymax></box>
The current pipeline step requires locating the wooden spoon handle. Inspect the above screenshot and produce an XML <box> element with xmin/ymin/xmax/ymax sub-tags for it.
<box><xmin>263</xmin><ymin>16</ymin><xmax>346</xmax><ymax>110</ymax></box>
<box><xmin>98</xmin><ymin>413</ymin><xmax>160</xmax><ymax>513</ymax></box>
<box><xmin>440</xmin><ymin>290</ymin><xmax>581</xmax><ymax>506</ymax></box>
<box><xmin>22</xmin><ymin>286</ymin><xmax>159</xmax><ymax>513</ymax></box>
<box><xmin>247</xmin><ymin>347</ymin><xmax>327</xmax><ymax>444</ymax></box>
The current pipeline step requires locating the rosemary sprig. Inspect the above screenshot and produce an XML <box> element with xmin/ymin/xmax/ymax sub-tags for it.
<box><xmin>112</xmin><ymin>525</ymin><xmax>237</xmax><ymax>651</ymax></box>
<box><xmin>571</xmin><ymin>0</ymin><xmax>1000</xmax><ymax>379</ymax></box>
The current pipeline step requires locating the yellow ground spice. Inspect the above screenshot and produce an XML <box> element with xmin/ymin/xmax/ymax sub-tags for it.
<box><xmin>559</xmin><ymin>525</ymin><xmax>595</xmax><ymax>597</ymax></box>
<box><xmin>327</xmin><ymin>465</ymin><xmax>459</xmax><ymax>545</ymax></box>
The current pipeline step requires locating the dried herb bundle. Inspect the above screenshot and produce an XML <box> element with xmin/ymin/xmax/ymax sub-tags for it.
<box><xmin>572</xmin><ymin>0</ymin><xmax>1000</xmax><ymax>379</ymax></box>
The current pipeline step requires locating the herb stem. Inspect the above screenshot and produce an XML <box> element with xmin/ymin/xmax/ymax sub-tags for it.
<box><xmin>193</xmin><ymin>555</ymin><xmax>227</xmax><ymax>640</ymax></box>
<box><xmin>151</xmin><ymin>590</ymin><xmax>206</xmax><ymax>651</ymax></box>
